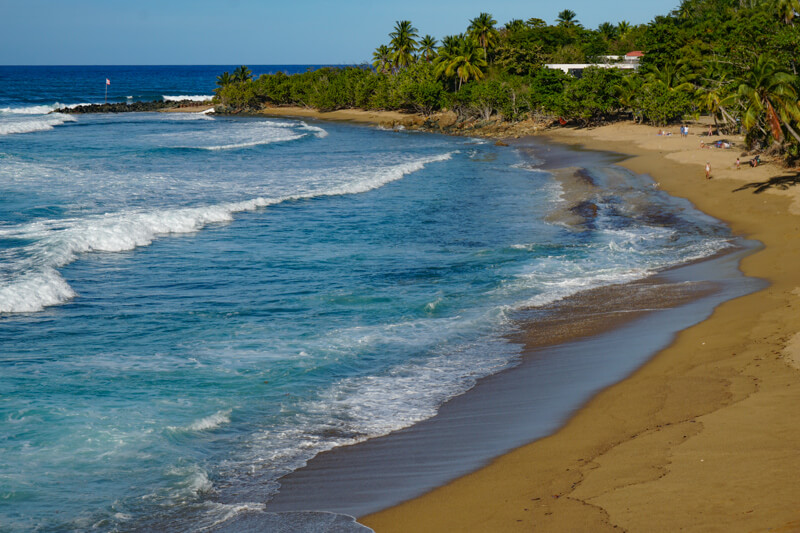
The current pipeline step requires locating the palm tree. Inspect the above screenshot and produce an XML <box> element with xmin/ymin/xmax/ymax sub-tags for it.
<box><xmin>467</xmin><ymin>12</ymin><xmax>499</xmax><ymax>61</ymax></box>
<box><xmin>696</xmin><ymin>84</ymin><xmax>738</xmax><ymax>133</ymax></box>
<box><xmin>645</xmin><ymin>63</ymin><xmax>695</xmax><ymax>92</ymax></box>
<box><xmin>616</xmin><ymin>20</ymin><xmax>632</xmax><ymax>37</ymax></box>
<box><xmin>504</xmin><ymin>19</ymin><xmax>526</xmax><ymax>33</ymax></box>
<box><xmin>598</xmin><ymin>22</ymin><xmax>617</xmax><ymax>40</ymax></box>
<box><xmin>695</xmin><ymin>62</ymin><xmax>739</xmax><ymax>133</ymax></box>
<box><xmin>556</xmin><ymin>9</ymin><xmax>578</xmax><ymax>27</ymax></box>
<box><xmin>216</xmin><ymin>72</ymin><xmax>233</xmax><ymax>87</ymax></box>
<box><xmin>737</xmin><ymin>54</ymin><xmax>800</xmax><ymax>144</ymax></box>
<box><xmin>526</xmin><ymin>17</ymin><xmax>547</xmax><ymax>28</ymax></box>
<box><xmin>418</xmin><ymin>35</ymin><xmax>438</xmax><ymax>63</ymax></box>
<box><xmin>434</xmin><ymin>34</ymin><xmax>487</xmax><ymax>90</ymax></box>
<box><xmin>232</xmin><ymin>65</ymin><xmax>252</xmax><ymax>83</ymax></box>
<box><xmin>614</xmin><ymin>74</ymin><xmax>644</xmax><ymax>122</ymax></box>
<box><xmin>372</xmin><ymin>45</ymin><xmax>392</xmax><ymax>73</ymax></box>
<box><xmin>389</xmin><ymin>20</ymin><xmax>419</xmax><ymax>70</ymax></box>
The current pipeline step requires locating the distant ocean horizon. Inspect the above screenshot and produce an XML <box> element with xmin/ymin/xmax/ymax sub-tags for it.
<box><xmin>1</xmin><ymin>65</ymin><xmax>737</xmax><ymax>531</ymax></box>
<box><xmin>0</xmin><ymin>65</ymin><xmax>349</xmax><ymax>109</ymax></box>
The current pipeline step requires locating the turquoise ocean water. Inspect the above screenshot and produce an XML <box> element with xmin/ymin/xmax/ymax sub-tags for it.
<box><xmin>1</xmin><ymin>66</ymin><xmax>734</xmax><ymax>531</ymax></box>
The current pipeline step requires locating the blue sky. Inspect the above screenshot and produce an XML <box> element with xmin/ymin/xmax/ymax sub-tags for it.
<box><xmin>1</xmin><ymin>0</ymin><xmax>680</xmax><ymax>65</ymax></box>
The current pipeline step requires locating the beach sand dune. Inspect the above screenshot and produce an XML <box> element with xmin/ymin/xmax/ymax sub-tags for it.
<box><xmin>360</xmin><ymin>122</ymin><xmax>800</xmax><ymax>532</ymax></box>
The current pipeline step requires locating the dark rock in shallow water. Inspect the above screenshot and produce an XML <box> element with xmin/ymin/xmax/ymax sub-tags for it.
<box><xmin>54</xmin><ymin>100</ymin><xmax>209</xmax><ymax>114</ymax></box>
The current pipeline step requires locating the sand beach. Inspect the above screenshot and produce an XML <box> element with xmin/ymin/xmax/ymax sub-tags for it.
<box><xmin>359</xmin><ymin>122</ymin><xmax>800</xmax><ymax>532</ymax></box>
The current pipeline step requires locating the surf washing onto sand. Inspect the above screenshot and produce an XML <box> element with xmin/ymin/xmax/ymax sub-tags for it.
<box><xmin>1</xmin><ymin>66</ymin><xmax>736</xmax><ymax>531</ymax></box>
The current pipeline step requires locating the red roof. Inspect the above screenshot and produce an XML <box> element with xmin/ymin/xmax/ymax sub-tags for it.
<box><xmin>626</xmin><ymin>51</ymin><xmax>644</xmax><ymax>57</ymax></box>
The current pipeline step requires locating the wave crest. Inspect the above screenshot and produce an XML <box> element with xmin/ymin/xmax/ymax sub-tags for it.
<box><xmin>162</xmin><ymin>95</ymin><xmax>214</xmax><ymax>102</ymax></box>
<box><xmin>0</xmin><ymin>114</ymin><xmax>76</xmax><ymax>136</ymax></box>
<box><xmin>0</xmin><ymin>152</ymin><xmax>454</xmax><ymax>314</ymax></box>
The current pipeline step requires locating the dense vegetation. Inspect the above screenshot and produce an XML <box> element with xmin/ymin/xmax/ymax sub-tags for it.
<box><xmin>215</xmin><ymin>0</ymin><xmax>800</xmax><ymax>159</ymax></box>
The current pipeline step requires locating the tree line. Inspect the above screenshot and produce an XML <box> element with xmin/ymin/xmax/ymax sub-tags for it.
<box><xmin>215</xmin><ymin>0</ymin><xmax>800</xmax><ymax>160</ymax></box>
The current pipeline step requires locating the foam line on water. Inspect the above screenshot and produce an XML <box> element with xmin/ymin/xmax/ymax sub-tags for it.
<box><xmin>0</xmin><ymin>152</ymin><xmax>454</xmax><ymax>314</ymax></box>
<box><xmin>162</xmin><ymin>95</ymin><xmax>214</xmax><ymax>102</ymax></box>
<box><xmin>0</xmin><ymin>102</ymin><xmax>89</xmax><ymax>114</ymax></box>
<box><xmin>0</xmin><ymin>113</ymin><xmax>76</xmax><ymax>135</ymax></box>
<box><xmin>200</xmin><ymin>132</ymin><xmax>305</xmax><ymax>150</ymax></box>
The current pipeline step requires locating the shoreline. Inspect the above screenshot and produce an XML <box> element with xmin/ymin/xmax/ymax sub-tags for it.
<box><xmin>360</xmin><ymin>123</ymin><xmax>800</xmax><ymax>531</ymax></box>
<box><xmin>256</xmin><ymin>246</ymin><xmax>759</xmax><ymax>517</ymax></box>
<box><xmin>219</xmin><ymin>124</ymin><xmax>764</xmax><ymax>529</ymax></box>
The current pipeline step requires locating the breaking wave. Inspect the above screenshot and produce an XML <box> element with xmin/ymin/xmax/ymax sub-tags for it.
<box><xmin>0</xmin><ymin>114</ymin><xmax>76</xmax><ymax>135</ymax></box>
<box><xmin>0</xmin><ymin>152</ymin><xmax>454</xmax><ymax>314</ymax></box>
<box><xmin>162</xmin><ymin>95</ymin><xmax>214</xmax><ymax>102</ymax></box>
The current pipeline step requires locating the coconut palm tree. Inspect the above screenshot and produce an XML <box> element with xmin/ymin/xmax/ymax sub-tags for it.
<box><xmin>372</xmin><ymin>45</ymin><xmax>392</xmax><ymax>73</ymax></box>
<box><xmin>616</xmin><ymin>20</ymin><xmax>632</xmax><ymax>37</ymax></box>
<box><xmin>232</xmin><ymin>65</ymin><xmax>252</xmax><ymax>83</ymax></box>
<box><xmin>418</xmin><ymin>35</ymin><xmax>438</xmax><ymax>63</ymax></box>
<box><xmin>737</xmin><ymin>54</ymin><xmax>800</xmax><ymax>144</ymax></box>
<box><xmin>598</xmin><ymin>22</ymin><xmax>618</xmax><ymax>40</ymax></box>
<box><xmin>696</xmin><ymin>84</ymin><xmax>738</xmax><ymax>133</ymax></box>
<box><xmin>389</xmin><ymin>20</ymin><xmax>419</xmax><ymax>70</ymax></box>
<box><xmin>556</xmin><ymin>9</ymin><xmax>578</xmax><ymax>27</ymax></box>
<box><xmin>526</xmin><ymin>17</ymin><xmax>547</xmax><ymax>28</ymax></box>
<box><xmin>614</xmin><ymin>74</ymin><xmax>644</xmax><ymax>122</ymax></box>
<box><xmin>504</xmin><ymin>19</ymin><xmax>526</xmax><ymax>33</ymax></box>
<box><xmin>216</xmin><ymin>72</ymin><xmax>233</xmax><ymax>87</ymax></box>
<box><xmin>467</xmin><ymin>12</ymin><xmax>499</xmax><ymax>60</ymax></box>
<box><xmin>434</xmin><ymin>34</ymin><xmax>487</xmax><ymax>90</ymax></box>
<box><xmin>645</xmin><ymin>63</ymin><xmax>695</xmax><ymax>92</ymax></box>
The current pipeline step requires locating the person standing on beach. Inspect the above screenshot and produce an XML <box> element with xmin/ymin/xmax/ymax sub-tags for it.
<box><xmin>706</xmin><ymin>161</ymin><xmax>711</xmax><ymax>179</ymax></box>
<box><xmin>736</xmin><ymin>157</ymin><xmax>740</xmax><ymax>170</ymax></box>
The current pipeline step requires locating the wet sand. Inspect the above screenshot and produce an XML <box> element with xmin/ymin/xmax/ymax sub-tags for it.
<box><xmin>210</xmin><ymin>127</ymin><xmax>770</xmax><ymax>532</ymax></box>
<box><xmin>361</xmin><ymin>123</ymin><xmax>800</xmax><ymax>532</ymax></box>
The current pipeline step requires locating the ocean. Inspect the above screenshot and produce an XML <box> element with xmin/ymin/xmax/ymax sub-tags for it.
<box><xmin>1</xmin><ymin>66</ymin><xmax>740</xmax><ymax>531</ymax></box>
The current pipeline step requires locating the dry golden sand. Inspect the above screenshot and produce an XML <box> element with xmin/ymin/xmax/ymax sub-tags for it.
<box><xmin>360</xmin><ymin>122</ymin><xmax>800</xmax><ymax>532</ymax></box>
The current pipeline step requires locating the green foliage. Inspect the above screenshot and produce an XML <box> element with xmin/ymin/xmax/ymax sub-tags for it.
<box><xmin>390</xmin><ymin>20</ymin><xmax>419</xmax><ymax>69</ymax></box>
<box><xmin>392</xmin><ymin>63</ymin><xmax>445</xmax><ymax>115</ymax></box>
<box><xmin>638</xmin><ymin>82</ymin><xmax>692</xmax><ymax>126</ymax></box>
<box><xmin>211</xmin><ymin>0</ymin><xmax>800</xmax><ymax>159</ymax></box>
<box><xmin>560</xmin><ymin>67</ymin><xmax>624</xmax><ymax>124</ymax></box>
<box><xmin>216</xmin><ymin>81</ymin><xmax>260</xmax><ymax>110</ymax></box>
<box><xmin>233</xmin><ymin>65</ymin><xmax>252</xmax><ymax>83</ymax></box>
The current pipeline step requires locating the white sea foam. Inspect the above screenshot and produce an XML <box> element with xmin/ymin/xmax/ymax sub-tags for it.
<box><xmin>300</xmin><ymin>122</ymin><xmax>328</xmax><ymax>138</ymax></box>
<box><xmin>0</xmin><ymin>152</ymin><xmax>454</xmax><ymax>314</ymax></box>
<box><xmin>162</xmin><ymin>95</ymin><xmax>214</xmax><ymax>102</ymax></box>
<box><xmin>0</xmin><ymin>113</ymin><xmax>76</xmax><ymax>135</ymax></box>
<box><xmin>169</xmin><ymin>119</ymin><xmax>326</xmax><ymax>150</ymax></box>
<box><xmin>0</xmin><ymin>102</ymin><xmax>90</xmax><ymax>114</ymax></box>
<box><xmin>165</xmin><ymin>465</ymin><xmax>214</xmax><ymax>502</ymax></box>
<box><xmin>185</xmin><ymin>410</ymin><xmax>231</xmax><ymax>432</ymax></box>
<box><xmin>200</xmin><ymin>132</ymin><xmax>304</xmax><ymax>151</ymax></box>
<box><xmin>0</xmin><ymin>268</ymin><xmax>77</xmax><ymax>314</ymax></box>
<box><xmin>234</xmin><ymin>318</ymin><xmax>516</xmax><ymax>495</ymax></box>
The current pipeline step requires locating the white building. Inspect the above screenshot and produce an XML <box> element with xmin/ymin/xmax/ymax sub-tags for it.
<box><xmin>546</xmin><ymin>51</ymin><xmax>643</xmax><ymax>77</ymax></box>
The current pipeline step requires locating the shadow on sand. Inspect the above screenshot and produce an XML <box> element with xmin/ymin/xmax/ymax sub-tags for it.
<box><xmin>733</xmin><ymin>172</ymin><xmax>800</xmax><ymax>194</ymax></box>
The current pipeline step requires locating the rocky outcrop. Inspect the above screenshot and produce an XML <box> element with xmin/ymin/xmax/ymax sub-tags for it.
<box><xmin>55</xmin><ymin>100</ymin><xmax>210</xmax><ymax>114</ymax></box>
